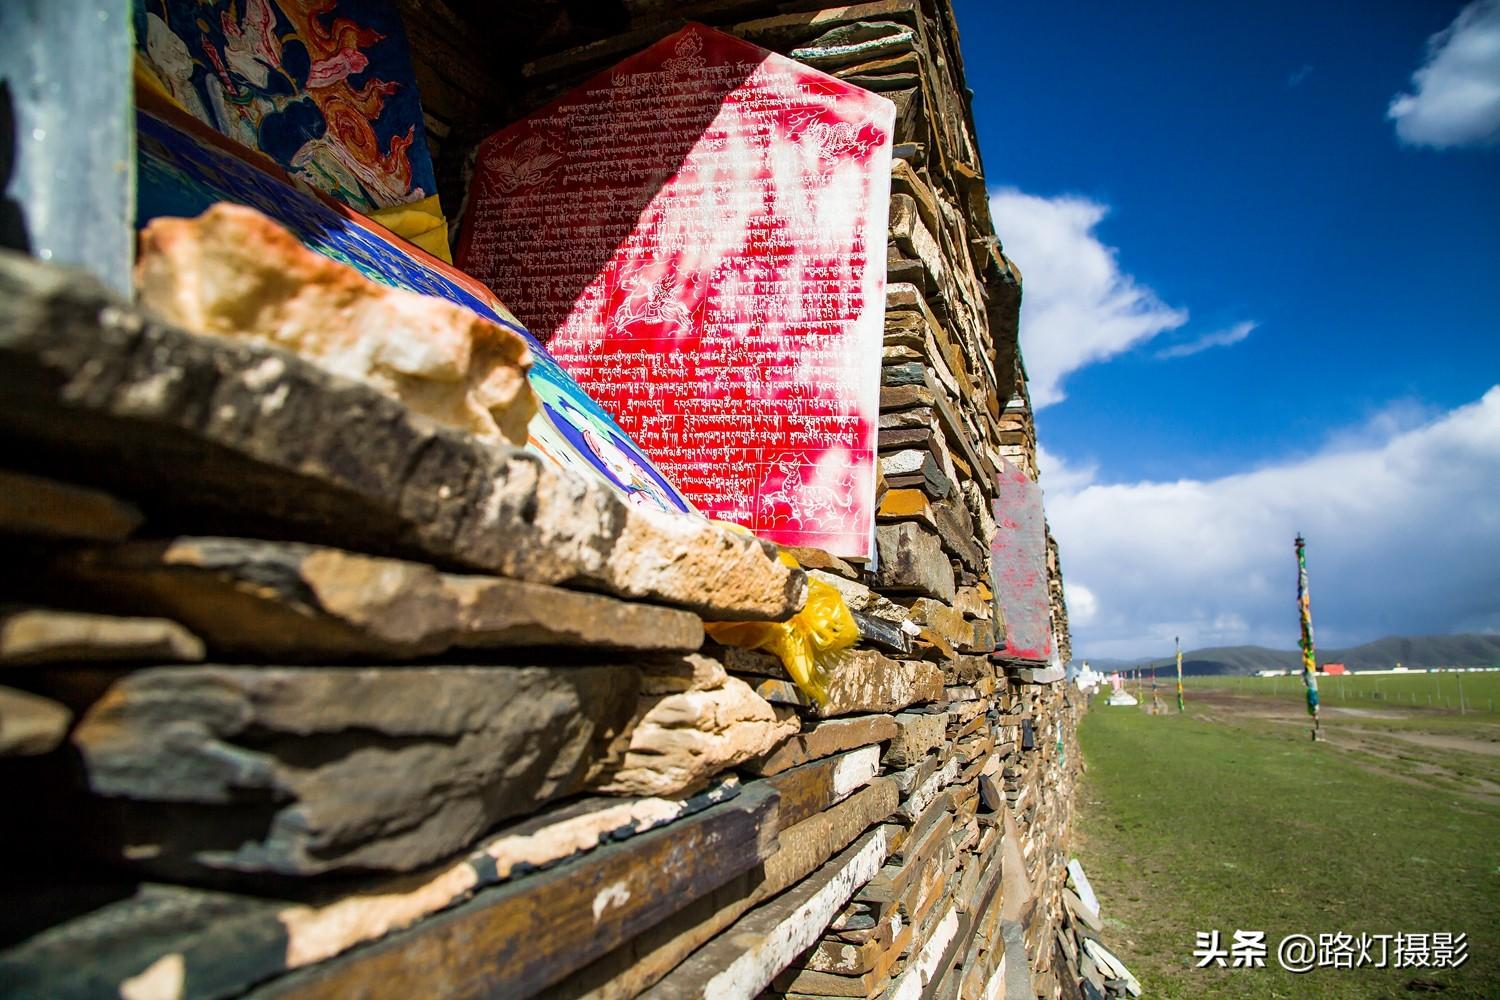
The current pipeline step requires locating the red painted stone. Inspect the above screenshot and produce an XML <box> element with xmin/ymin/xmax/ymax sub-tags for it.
<box><xmin>458</xmin><ymin>25</ymin><xmax>894</xmax><ymax>559</ymax></box>
<box><xmin>991</xmin><ymin>459</ymin><xmax>1052</xmax><ymax>661</ymax></box>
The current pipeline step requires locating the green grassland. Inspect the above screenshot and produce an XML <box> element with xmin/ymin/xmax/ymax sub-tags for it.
<box><xmin>1181</xmin><ymin>670</ymin><xmax>1500</xmax><ymax>718</ymax></box>
<box><xmin>1074</xmin><ymin>688</ymin><xmax>1500</xmax><ymax>999</ymax></box>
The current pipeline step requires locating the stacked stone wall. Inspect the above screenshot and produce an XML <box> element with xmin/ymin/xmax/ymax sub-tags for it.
<box><xmin>0</xmin><ymin>2</ymin><xmax>1087</xmax><ymax>998</ymax></box>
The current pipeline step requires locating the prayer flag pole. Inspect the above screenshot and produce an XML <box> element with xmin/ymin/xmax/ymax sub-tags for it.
<box><xmin>1296</xmin><ymin>533</ymin><xmax>1322</xmax><ymax>741</ymax></box>
<box><xmin>1175</xmin><ymin>636</ymin><xmax>1185</xmax><ymax>712</ymax></box>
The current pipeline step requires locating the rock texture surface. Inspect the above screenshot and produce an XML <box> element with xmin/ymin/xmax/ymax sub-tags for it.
<box><xmin>751</xmin><ymin>650</ymin><xmax>946</xmax><ymax>718</ymax></box>
<box><xmin>0</xmin><ymin>685</ymin><xmax>72</xmax><ymax>756</ymax></box>
<box><xmin>874</xmin><ymin>522</ymin><xmax>956</xmax><ymax>601</ymax></box>
<box><xmin>588</xmin><ymin>655</ymin><xmax>801</xmax><ymax>797</ymax></box>
<box><xmin>743</xmin><ymin>715</ymin><xmax>899</xmax><ymax>777</ymax></box>
<box><xmin>247</xmin><ymin>788</ymin><xmax>782</xmax><ymax>1000</ymax></box>
<box><xmin>0</xmin><ymin>781</ymin><xmax>744</xmax><ymax>1000</ymax></box>
<box><xmin>135</xmin><ymin>205</ymin><xmax>537</xmax><ymax>446</ymax></box>
<box><xmin>68</xmin><ymin>663</ymin><xmax>643</xmax><ymax>876</ymax></box>
<box><xmin>0</xmin><ymin>469</ymin><xmax>143</xmax><ymax>540</ymax></box>
<box><xmin>0</xmin><ymin>252</ymin><xmax>805</xmax><ymax>621</ymax></box>
<box><xmin>55</xmin><ymin>537</ymin><xmax>703</xmax><ymax>659</ymax></box>
<box><xmin>0</xmin><ymin>608</ymin><xmax>205</xmax><ymax>664</ymax></box>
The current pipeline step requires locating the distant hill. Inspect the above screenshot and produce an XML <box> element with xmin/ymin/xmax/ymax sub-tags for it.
<box><xmin>1081</xmin><ymin>634</ymin><xmax>1500</xmax><ymax>676</ymax></box>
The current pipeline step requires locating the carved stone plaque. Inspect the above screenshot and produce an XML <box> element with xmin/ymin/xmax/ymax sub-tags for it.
<box><xmin>992</xmin><ymin>459</ymin><xmax>1053</xmax><ymax>661</ymax></box>
<box><xmin>459</xmin><ymin>25</ymin><xmax>894</xmax><ymax>559</ymax></box>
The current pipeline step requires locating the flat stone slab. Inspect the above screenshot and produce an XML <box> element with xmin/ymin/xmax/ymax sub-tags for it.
<box><xmin>0</xmin><ymin>253</ymin><xmax>804</xmax><ymax>622</ymax></box>
<box><xmin>0</xmin><ymin>468</ymin><xmax>142</xmax><ymax>540</ymax></box>
<box><xmin>741</xmin><ymin>714</ymin><xmax>898</xmax><ymax>777</ymax></box>
<box><xmin>64</xmin><ymin>663</ymin><xmax>644</xmax><ymax>877</ymax></box>
<box><xmin>586</xmin><ymin>656</ymin><xmax>800</xmax><ymax>798</ymax></box>
<box><xmin>1082</xmin><ymin>938</ymin><xmax>1141</xmax><ymax>997</ymax></box>
<box><xmin>248</xmin><ymin>785</ymin><xmax>781</xmax><ymax>1000</ymax></box>
<box><xmin>0</xmin><ymin>777</ymin><xmax>743</xmax><ymax>1000</ymax></box>
<box><xmin>761</xmin><ymin>746</ymin><xmax>881</xmax><ymax>828</ymax></box>
<box><xmin>0</xmin><ymin>685</ymin><xmax>72</xmax><ymax>756</ymax></box>
<box><xmin>805</xmin><ymin>570</ymin><xmax>911</xmax><ymax>625</ymax></box>
<box><xmin>644</xmin><ymin>827</ymin><xmax>891</xmax><ymax>1000</ymax></box>
<box><xmin>751</xmin><ymin>650</ymin><xmax>944</xmax><ymax>718</ymax></box>
<box><xmin>53</xmin><ymin>652</ymin><xmax>793</xmax><ymax>876</ymax></box>
<box><xmin>782</xmin><ymin>546</ymin><xmax>860</xmax><ymax>581</ymax></box>
<box><xmin>874</xmin><ymin>522</ymin><xmax>955</xmax><ymax>601</ymax></box>
<box><xmin>1067</xmin><ymin>859</ymin><xmax>1100</xmax><ymax>917</ymax></box>
<box><xmin>1063</xmin><ymin>887</ymin><xmax>1101</xmax><ymax>933</ymax></box>
<box><xmin>55</xmin><ymin>537</ymin><xmax>703</xmax><ymax>659</ymax></box>
<box><xmin>0</xmin><ymin>608</ymin><xmax>204</xmax><ymax>665</ymax></box>
<box><xmin>850</xmin><ymin>610</ymin><xmax>913</xmax><ymax>655</ymax></box>
<box><xmin>883</xmin><ymin>904</ymin><xmax>964</xmax><ymax>1000</ymax></box>
<box><xmin>904</xmin><ymin>597</ymin><xmax>973</xmax><ymax>648</ymax></box>
<box><xmin>883</xmin><ymin>711</ymin><xmax>949</xmax><ymax>768</ymax></box>
<box><xmin>900</xmin><ymin>756</ymin><xmax>963</xmax><ymax>823</ymax></box>
<box><xmin>545</xmin><ymin>777</ymin><xmax>900</xmax><ymax>1000</ymax></box>
<box><xmin>891</xmin><ymin>753</ymin><xmax>941</xmax><ymax>796</ymax></box>
<box><xmin>943</xmin><ymin>654</ymin><xmax>994</xmax><ymax>685</ymax></box>
<box><xmin>1008</xmin><ymin>663</ymin><xmax>1066</xmax><ymax>684</ymax></box>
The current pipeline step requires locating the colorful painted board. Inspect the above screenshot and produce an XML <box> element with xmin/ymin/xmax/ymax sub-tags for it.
<box><xmin>458</xmin><ymin>25</ymin><xmax>894</xmax><ymax>560</ymax></box>
<box><xmin>135</xmin><ymin>93</ymin><xmax>693</xmax><ymax>516</ymax></box>
<box><xmin>133</xmin><ymin>0</ymin><xmax>435</xmax><ymax>215</ymax></box>
<box><xmin>991</xmin><ymin>459</ymin><xmax>1052</xmax><ymax>662</ymax></box>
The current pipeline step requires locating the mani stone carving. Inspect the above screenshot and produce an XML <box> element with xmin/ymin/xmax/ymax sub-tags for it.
<box><xmin>991</xmin><ymin>458</ymin><xmax>1052</xmax><ymax>661</ymax></box>
<box><xmin>459</xmin><ymin>24</ymin><xmax>895</xmax><ymax>559</ymax></box>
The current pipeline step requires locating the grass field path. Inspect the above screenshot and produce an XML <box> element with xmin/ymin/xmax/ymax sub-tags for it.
<box><xmin>1074</xmin><ymin>697</ymin><xmax>1500</xmax><ymax>998</ymax></box>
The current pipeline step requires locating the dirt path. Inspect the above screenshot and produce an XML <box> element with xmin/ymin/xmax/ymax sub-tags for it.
<box><xmin>1185</xmin><ymin>690</ymin><xmax>1500</xmax><ymax>806</ymax></box>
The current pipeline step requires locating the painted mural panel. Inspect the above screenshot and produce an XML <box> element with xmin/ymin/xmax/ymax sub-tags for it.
<box><xmin>136</xmin><ymin>95</ymin><xmax>693</xmax><ymax>516</ymax></box>
<box><xmin>458</xmin><ymin>25</ymin><xmax>894</xmax><ymax>560</ymax></box>
<box><xmin>133</xmin><ymin>0</ymin><xmax>436</xmax><ymax>216</ymax></box>
<box><xmin>992</xmin><ymin>458</ymin><xmax>1053</xmax><ymax>662</ymax></box>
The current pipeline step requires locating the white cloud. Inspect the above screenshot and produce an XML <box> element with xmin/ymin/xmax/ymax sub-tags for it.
<box><xmin>1287</xmin><ymin>64</ymin><xmax>1314</xmax><ymax>88</ymax></box>
<box><xmin>1155</xmin><ymin>321</ymin><xmax>1256</xmax><ymax>360</ymax></box>
<box><xmin>1046</xmin><ymin>388</ymin><xmax>1500</xmax><ymax>660</ymax></box>
<box><xmin>1388</xmin><ymin>0</ymin><xmax>1500</xmax><ymax>148</ymax></box>
<box><xmin>990</xmin><ymin>189</ymin><xmax>1186</xmax><ymax>408</ymax></box>
<box><xmin>1035</xmin><ymin>442</ymin><xmax>1098</xmax><ymax>495</ymax></box>
<box><xmin>1064</xmin><ymin>581</ymin><xmax>1099</xmax><ymax>628</ymax></box>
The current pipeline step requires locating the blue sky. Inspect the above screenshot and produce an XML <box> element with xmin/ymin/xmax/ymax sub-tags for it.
<box><xmin>952</xmin><ymin>1</ymin><xmax>1500</xmax><ymax>658</ymax></box>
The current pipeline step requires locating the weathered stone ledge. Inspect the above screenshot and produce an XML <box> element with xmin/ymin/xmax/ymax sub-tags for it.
<box><xmin>52</xmin><ymin>536</ymin><xmax>704</xmax><ymax>659</ymax></box>
<box><xmin>0</xmin><ymin>253</ymin><xmax>805</xmax><ymax>622</ymax></box>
